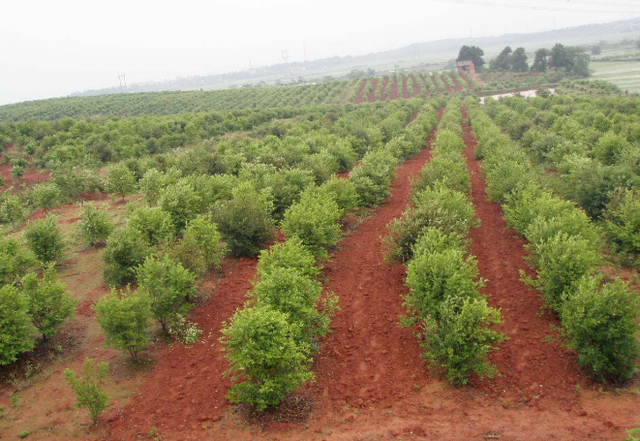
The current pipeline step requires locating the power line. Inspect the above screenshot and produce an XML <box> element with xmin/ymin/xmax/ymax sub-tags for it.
<box><xmin>429</xmin><ymin>0</ymin><xmax>640</xmax><ymax>13</ymax></box>
<box><xmin>541</xmin><ymin>0</ymin><xmax>640</xmax><ymax>8</ymax></box>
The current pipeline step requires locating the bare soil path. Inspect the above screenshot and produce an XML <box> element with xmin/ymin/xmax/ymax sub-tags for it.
<box><xmin>311</xmin><ymin>123</ymin><xmax>438</xmax><ymax>409</ymax></box>
<box><xmin>388</xmin><ymin>77</ymin><xmax>398</xmax><ymax>100</ymax></box>
<box><xmin>460</xmin><ymin>107</ymin><xmax>580</xmax><ymax>406</ymax></box>
<box><xmin>354</xmin><ymin>80</ymin><xmax>367</xmax><ymax>104</ymax></box>
<box><xmin>450</xmin><ymin>73</ymin><xmax>464</xmax><ymax>92</ymax></box>
<box><xmin>368</xmin><ymin>79</ymin><xmax>380</xmax><ymax>103</ymax></box>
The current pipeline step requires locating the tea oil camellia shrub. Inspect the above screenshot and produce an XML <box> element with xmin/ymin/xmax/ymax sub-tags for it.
<box><xmin>0</xmin><ymin>285</ymin><xmax>35</xmax><ymax>365</ymax></box>
<box><xmin>102</xmin><ymin>227</ymin><xmax>151</xmax><ymax>286</ymax></box>
<box><xmin>22</xmin><ymin>265</ymin><xmax>76</xmax><ymax>341</ymax></box>
<box><xmin>220</xmin><ymin>305</ymin><xmax>313</xmax><ymax>411</ymax></box>
<box><xmin>136</xmin><ymin>254</ymin><xmax>197</xmax><ymax>332</ymax></box>
<box><xmin>561</xmin><ymin>275</ymin><xmax>640</xmax><ymax>383</ymax></box>
<box><xmin>281</xmin><ymin>190</ymin><xmax>343</xmax><ymax>259</ymax></box>
<box><xmin>24</xmin><ymin>215</ymin><xmax>66</xmax><ymax>264</ymax></box>
<box><xmin>64</xmin><ymin>358</ymin><xmax>109</xmax><ymax>424</ymax></box>
<box><xmin>94</xmin><ymin>287</ymin><xmax>152</xmax><ymax>360</ymax></box>
<box><xmin>213</xmin><ymin>182</ymin><xmax>276</xmax><ymax>257</ymax></box>
<box><xmin>78</xmin><ymin>202</ymin><xmax>114</xmax><ymax>247</ymax></box>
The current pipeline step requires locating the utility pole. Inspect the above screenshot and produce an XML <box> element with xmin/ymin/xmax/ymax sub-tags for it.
<box><xmin>249</xmin><ymin>58</ymin><xmax>253</xmax><ymax>70</ymax></box>
<box><xmin>117</xmin><ymin>74</ymin><xmax>127</xmax><ymax>93</ymax></box>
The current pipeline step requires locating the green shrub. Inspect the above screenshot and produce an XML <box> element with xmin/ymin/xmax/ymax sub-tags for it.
<box><xmin>136</xmin><ymin>255</ymin><xmax>196</xmax><ymax>332</ymax></box>
<box><xmin>421</xmin><ymin>296</ymin><xmax>503</xmax><ymax>386</ymax></box>
<box><xmin>561</xmin><ymin>275</ymin><xmax>640</xmax><ymax>383</ymax></box>
<box><xmin>221</xmin><ymin>305</ymin><xmax>313</xmax><ymax>411</ymax></box>
<box><xmin>281</xmin><ymin>190</ymin><xmax>342</xmax><ymax>259</ymax></box>
<box><xmin>127</xmin><ymin>206</ymin><xmax>174</xmax><ymax>246</ymax></box>
<box><xmin>256</xmin><ymin>237</ymin><xmax>319</xmax><ymax>281</ymax></box>
<box><xmin>78</xmin><ymin>203</ymin><xmax>114</xmax><ymax>247</ymax></box>
<box><xmin>592</xmin><ymin>132</ymin><xmax>630</xmax><ymax>166</ymax></box>
<box><xmin>315</xmin><ymin>176</ymin><xmax>359</xmax><ymax>211</ymax></box>
<box><xmin>0</xmin><ymin>237</ymin><xmax>37</xmax><ymax>285</ymax></box>
<box><xmin>0</xmin><ymin>285</ymin><xmax>35</xmax><ymax>365</ymax></box>
<box><xmin>24</xmin><ymin>215</ymin><xmax>66</xmax><ymax>264</ymax></box>
<box><xmin>168</xmin><ymin>215</ymin><xmax>226</xmax><ymax>277</ymax></box>
<box><xmin>405</xmin><ymin>248</ymin><xmax>482</xmax><ymax>322</ymax></box>
<box><xmin>102</xmin><ymin>227</ymin><xmax>151</xmax><ymax>286</ymax></box>
<box><xmin>251</xmin><ymin>267</ymin><xmax>331</xmax><ymax>345</ymax></box>
<box><xmin>105</xmin><ymin>163</ymin><xmax>137</xmax><ymax>202</ymax></box>
<box><xmin>22</xmin><ymin>266</ymin><xmax>76</xmax><ymax>341</ymax></box>
<box><xmin>159</xmin><ymin>181</ymin><xmax>203</xmax><ymax>231</ymax></box>
<box><xmin>64</xmin><ymin>358</ymin><xmax>109</xmax><ymax>424</ymax></box>
<box><xmin>0</xmin><ymin>194</ymin><xmax>25</xmax><ymax>229</ymax></box>
<box><xmin>350</xmin><ymin>149</ymin><xmax>398</xmax><ymax>207</ymax></box>
<box><xmin>213</xmin><ymin>183</ymin><xmax>276</xmax><ymax>257</ymax></box>
<box><xmin>411</xmin><ymin>154</ymin><xmax>470</xmax><ymax>196</ymax></box>
<box><xmin>604</xmin><ymin>188</ymin><xmax>640</xmax><ymax>257</ymax></box>
<box><xmin>524</xmin><ymin>233</ymin><xmax>600</xmax><ymax>311</ymax></box>
<box><xmin>484</xmin><ymin>161</ymin><xmax>535</xmax><ymax>204</ymax></box>
<box><xmin>93</xmin><ymin>287</ymin><xmax>151</xmax><ymax>359</ymax></box>
<box><xmin>31</xmin><ymin>183</ymin><xmax>62</xmax><ymax>212</ymax></box>
<box><xmin>384</xmin><ymin>185</ymin><xmax>476</xmax><ymax>262</ymax></box>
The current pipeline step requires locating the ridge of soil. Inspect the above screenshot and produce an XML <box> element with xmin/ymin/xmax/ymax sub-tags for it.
<box><xmin>440</xmin><ymin>74</ymin><xmax>454</xmax><ymax>93</ymax></box>
<box><xmin>354</xmin><ymin>80</ymin><xmax>367</xmax><ymax>104</ymax></box>
<box><xmin>450</xmin><ymin>73</ymin><xmax>464</xmax><ymax>92</ymax></box>
<box><xmin>402</xmin><ymin>76</ymin><xmax>410</xmax><ymax>99</ymax></box>
<box><xmin>367</xmin><ymin>79</ymin><xmax>380</xmax><ymax>103</ymax></box>
<box><xmin>310</xmin><ymin>121</ymin><xmax>440</xmax><ymax>408</ymax></box>
<box><xmin>380</xmin><ymin>77</ymin><xmax>390</xmax><ymax>102</ymax></box>
<box><xmin>460</xmin><ymin>107</ymin><xmax>581</xmax><ymax>405</ymax></box>
<box><xmin>411</xmin><ymin>75</ymin><xmax>421</xmax><ymax>97</ymax></box>
<box><xmin>460</xmin><ymin>72</ymin><xmax>474</xmax><ymax>89</ymax></box>
<box><xmin>389</xmin><ymin>78</ymin><xmax>399</xmax><ymax>101</ymax></box>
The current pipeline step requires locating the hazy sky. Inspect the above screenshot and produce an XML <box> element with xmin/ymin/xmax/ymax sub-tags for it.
<box><xmin>1</xmin><ymin>0</ymin><xmax>639</xmax><ymax>105</ymax></box>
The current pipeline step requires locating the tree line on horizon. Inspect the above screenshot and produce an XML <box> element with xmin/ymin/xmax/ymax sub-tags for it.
<box><xmin>457</xmin><ymin>43</ymin><xmax>591</xmax><ymax>77</ymax></box>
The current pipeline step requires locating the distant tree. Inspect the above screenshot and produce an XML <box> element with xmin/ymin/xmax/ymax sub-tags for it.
<box><xmin>592</xmin><ymin>45</ymin><xmax>602</xmax><ymax>56</ymax></box>
<box><xmin>549</xmin><ymin>43</ymin><xmax>572</xmax><ymax>70</ymax></box>
<box><xmin>491</xmin><ymin>46</ymin><xmax>513</xmax><ymax>70</ymax></box>
<box><xmin>511</xmin><ymin>47</ymin><xmax>529</xmax><ymax>72</ymax></box>
<box><xmin>531</xmin><ymin>48</ymin><xmax>550</xmax><ymax>72</ymax></box>
<box><xmin>457</xmin><ymin>45</ymin><xmax>485</xmax><ymax>70</ymax></box>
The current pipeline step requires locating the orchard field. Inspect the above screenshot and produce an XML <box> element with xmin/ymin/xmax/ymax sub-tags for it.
<box><xmin>0</xmin><ymin>65</ymin><xmax>639</xmax><ymax>441</ymax></box>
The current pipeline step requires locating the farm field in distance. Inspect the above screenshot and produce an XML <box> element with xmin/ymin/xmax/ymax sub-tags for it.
<box><xmin>592</xmin><ymin>61</ymin><xmax>640</xmax><ymax>93</ymax></box>
<box><xmin>1</xmin><ymin>34</ymin><xmax>640</xmax><ymax>441</ymax></box>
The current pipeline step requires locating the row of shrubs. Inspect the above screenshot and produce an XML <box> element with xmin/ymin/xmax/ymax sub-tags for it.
<box><xmin>384</xmin><ymin>99</ymin><xmax>504</xmax><ymax>386</ymax></box>
<box><xmin>490</xmin><ymin>95</ymin><xmax>640</xmax><ymax>265</ymax></box>
<box><xmin>467</xmin><ymin>96</ymin><xmax>640</xmax><ymax>383</ymax></box>
<box><xmin>220</xmin><ymin>103</ymin><xmax>439</xmax><ymax>410</ymax></box>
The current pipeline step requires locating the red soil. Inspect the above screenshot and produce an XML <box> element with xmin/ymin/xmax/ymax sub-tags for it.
<box><xmin>0</xmin><ymin>162</ymin><xmax>50</xmax><ymax>190</ymax></box>
<box><xmin>402</xmin><ymin>76</ymin><xmax>410</xmax><ymax>99</ymax></box>
<box><xmin>459</xmin><ymin>72</ymin><xmax>474</xmax><ymax>89</ymax></box>
<box><xmin>460</xmin><ymin>107</ymin><xmax>580</xmax><ymax>405</ymax></box>
<box><xmin>90</xmin><ymin>108</ymin><xmax>639</xmax><ymax>441</ymax></box>
<box><xmin>354</xmin><ymin>80</ymin><xmax>367</xmax><ymax>104</ymax></box>
<box><xmin>440</xmin><ymin>74</ymin><xmax>454</xmax><ymax>93</ymax></box>
<box><xmin>367</xmin><ymin>79</ymin><xmax>379</xmax><ymax>103</ymax></box>
<box><xmin>380</xmin><ymin>77</ymin><xmax>390</xmax><ymax>102</ymax></box>
<box><xmin>311</xmin><ymin>127</ymin><xmax>437</xmax><ymax>408</ymax></box>
<box><xmin>105</xmin><ymin>257</ymin><xmax>258</xmax><ymax>439</ymax></box>
<box><xmin>389</xmin><ymin>77</ymin><xmax>399</xmax><ymax>101</ymax></box>
<box><xmin>450</xmin><ymin>73</ymin><xmax>464</xmax><ymax>92</ymax></box>
<box><xmin>411</xmin><ymin>75</ymin><xmax>421</xmax><ymax>97</ymax></box>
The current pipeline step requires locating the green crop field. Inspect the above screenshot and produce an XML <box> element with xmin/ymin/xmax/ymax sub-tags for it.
<box><xmin>591</xmin><ymin>61</ymin><xmax>640</xmax><ymax>93</ymax></box>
